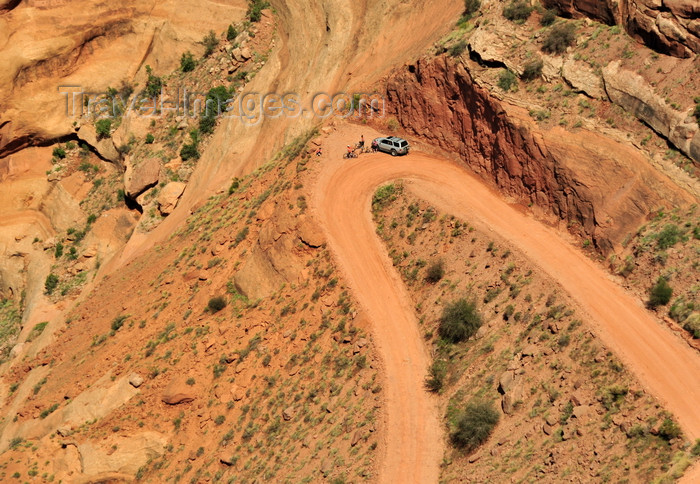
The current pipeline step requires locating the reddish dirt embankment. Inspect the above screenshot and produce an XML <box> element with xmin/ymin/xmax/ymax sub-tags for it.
<box><xmin>314</xmin><ymin>125</ymin><xmax>700</xmax><ymax>482</ymax></box>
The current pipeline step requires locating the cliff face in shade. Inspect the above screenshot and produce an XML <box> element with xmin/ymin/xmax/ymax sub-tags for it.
<box><xmin>0</xmin><ymin>0</ymin><xmax>244</xmax><ymax>158</ymax></box>
<box><xmin>543</xmin><ymin>0</ymin><xmax>700</xmax><ymax>58</ymax></box>
<box><xmin>385</xmin><ymin>56</ymin><xmax>695</xmax><ymax>253</ymax></box>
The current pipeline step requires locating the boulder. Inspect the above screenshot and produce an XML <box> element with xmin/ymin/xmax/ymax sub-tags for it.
<box><xmin>157</xmin><ymin>182</ymin><xmax>186</xmax><ymax>215</ymax></box>
<box><xmin>562</xmin><ymin>58</ymin><xmax>606</xmax><ymax>100</ymax></box>
<box><xmin>603</xmin><ymin>61</ymin><xmax>699</xmax><ymax>163</ymax></box>
<box><xmin>124</xmin><ymin>157</ymin><xmax>160</xmax><ymax>199</ymax></box>
<box><xmin>78</xmin><ymin>431</ymin><xmax>167</xmax><ymax>476</ymax></box>
<box><xmin>76</xmin><ymin>125</ymin><xmax>121</xmax><ymax>165</ymax></box>
<box><xmin>128</xmin><ymin>373</ymin><xmax>144</xmax><ymax>388</ymax></box>
<box><xmin>161</xmin><ymin>378</ymin><xmax>196</xmax><ymax>405</ymax></box>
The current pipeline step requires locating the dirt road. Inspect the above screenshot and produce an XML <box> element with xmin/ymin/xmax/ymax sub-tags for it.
<box><xmin>313</xmin><ymin>127</ymin><xmax>700</xmax><ymax>483</ymax></box>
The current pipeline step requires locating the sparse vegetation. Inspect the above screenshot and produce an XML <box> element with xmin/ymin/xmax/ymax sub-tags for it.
<box><xmin>540</xmin><ymin>8</ymin><xmax>557</xmax><ymax>26</ymax></box>
<box><xmin>648</xmin><ymin>277</ymin><xmax>672</xmax><ymax>308</ymax></box>
<box><xmin>25</xmin><ymin>321</ymin><xmax>48</xmax><ymax>343</ymax></box>
<box><xmin>208</xmin><ymin>296</ymin><xmax>227</xmax><ymax>313</ymax></box>
<box><xmin>44</xmin><ymin>274</ymin><xmax>59</xmax><ymax>295</ymax></box>
<box><xmin>521</xmin><ymin>58</ymin><xmax>543</xmax><ymax>81</ymax></box>
<box><xmin>438</xmin><ymin>298</ymin><xmax>483</xmax><ymax>343</ymax></box>
<box><xmin>449</xmin><ymin>40</ymin><xmax>467</xmax><ymax>57</ymax></box>
<box><xmin>202</xmin><ymin>30</ymin><xmax>219</xmax><ymax>58</ymax></box>
<box><xmin>247</xmin><ymin>0</ymin><xmax>270</xmax><ymax>22</ymax></box>
<box><xmin>451</xmin><ymin>400</ymin><xmax>500</xmax><ymax>450</ymax></box>
<box><xmin>95</xmin><ymin>119</ymin><xmax>112</xmax><ymax>139</ymax></box>
<box><xmin>180</xmin><ymin>51</ymin><xmax>196</xmax><ymax>72</ymax></box>
<box><xmin>498</xmin><ymin>69</ymin><xmax>517</xmax><ymax>92</ymax></box>
<box><xmin>425</xmin><ymin>259</ymin><xmax>445</xmax><ymax>284</ymax></box>
<box><xmin>503</xmin><ymin>1</ymin><xmax>532</xmax><ymax>22</ymax></box>
<box><xmin>226</xmin><ymin>24</ymin><xmax>238</xmax><ymax>42</ymax></box>
<box><xmin>542</xmin><ymin>22</ymin><xmax>576</xmax><ymax>54</ymax></box>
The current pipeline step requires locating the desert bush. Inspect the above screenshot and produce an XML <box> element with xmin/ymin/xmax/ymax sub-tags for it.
<box><xmin>145</xmin><ymin>134</ymin><xmax>155</xmax><ymax>144</ymax></box>
<box><xmin>227</xmin><ymin>24</ymin><xmax>238</xmax><ymax>42</ymax></box>
<box><xmin>425</xmin><ymin>359</ymin><xmax>447</xmax><ymax>392</ymax></box>
<box><xmin>180</xmin><ymin>130</ymin><xmax>200</xmax><ymax>161</ymax></box>
<box><xmin>521</xmin><ymin>58</ymin><xmax>543</xmax><ymax>81</ymax></box>
<box><xmin>144</xmin><ymin>65</ymin><xmax>162</xmax><ymax>98</ymax></box>
<box><xmin>658</xmin><ymin>417</ymin><xmax>682</xmax><ymax>441</ymax></box>
<box><xmin>540</xmin><ymin>8</ymin><xmax>557</xmax><ymax>26</ymax></box>
<box><xmin>208</xmin><ymin>296</ymin><xmax>227</xmax><ymax>313</ymax></box>
<box><xmin>26</xmin><ymin>322</ymin><xmax>48</xmax><ymax>343</ymax></box>
<box><xmin>682</xmin><ymin>313</ymin><xmax>700</xmax><ymax>338</ymax></box>
<box><xmin>52</xmin><ymin>147</ymin><xmax>66</xmax><ymax>159</ymax></box>
<box><xmin>503</xmin><ymin>1</ymin><xmax>532</xmax><ymax>22</ymax></box>
<box><xmin>438</xmin><ymin>298</ymin><xmax>483</xmax><ymax>343</ymax></box>
<box><xmin>44</xmin><ymin>274</ymin><xmax>59</xmax><ymax>295</ymax></box>
<box><xmin>464</xmin><ymin>0</ymin><xmax>481</xmax><ymax>15</ymax></box>
<box><xmin>648</xmin><ymin>277</ymin><xmax>672</xmax><ymax>308</ymax></box>
<box><xmin>498</xmin><ymin>69</ymin><xmax>517</xmax><ymax>91</ymax></box>
<box><xmin>111</xmin><ymin>315</ymin><xmax>128</xmax><ymax>331</ymax></box>
<box><xmin>425</xmin><ymin>260</ymin><xmax>445</xmax><ymax>284</ymax></box>
<box><xmin>449</xmin><ymin>40</ymin><xmax>467</xmax><ymax>57</ymax></box>
<box><xmin>95</xmin><ymin>119</ymin><xmax>112</xmax><ymax>139</ymax></box>
<box><xmin>247</xmin><ymin>0</ymin><xmax>269</xmax><ymax>22</ymax></box>
<box><xmin>202</xmin><ymin>30</ymin><xmax>218</xmax><ymax>57</ymax></box>
<box><xmin>693</xmin><ymin>97</ymin><xmax>700</xmax><ymax>126</ymax></box>
<box><xmin>180</xmin><ymin>51</ymin><xmax>196</xmax><ymax>72</ymax></box>
<box><xmin>54</xmin><ymin>242</ymin><xmax>64</xmax><ymax>258</ymax></box>
<box><xmin>451</xmin><ymin>400</ymin><xmax>500</xmax><ymax>450</ymax></box>
<box><xmin>542</xmin><ymin>23</ymin><xmax>576</xmax><ymax>54</ymax></box>
<box><xmin>656</xmin><ymin>224</ymin><xmax>682</xmax><ymax>249</ymax></box>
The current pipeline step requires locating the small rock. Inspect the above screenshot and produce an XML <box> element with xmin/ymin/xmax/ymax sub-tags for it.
<box><xmin>129</xmin><ymin>373</ymin><xmax>144</xmax><ymax>388</ymax></box>
<box><xmin>351</xmin><ymin>430</ymin><xmax>363</xmax><ymax>447</ymax></box>
<box><xmin>543</xmin><ymin>423</ymin><xmax>553</xmax><ymax>435</ymax></box>
<box><xmin>545</xmin><ymin>414</ymin><xmax>558</xmax><ymax>426</ymax></box>
<box><xmin>220</xmin><ymin>454</ymin><xmax>234</xmax><ymax>466</ymax></box>
<box><xmin>521</xmin><ymin>344</ymin><xmax>538</xmax><ymax>358</ymax></box>
<box><xmin>468</xmin><ymin>453</ymin><xmax>481</xmax><ymax>463</ymax></box>
<box><xmin>282</xmin><ymin>406</ymin><xmax>294</xmax><ymax>421</ymax></box>
<box><xmin>572</xmin><ymin>405</ymin><xmax>590</xmax><ymax>419</ymax></box>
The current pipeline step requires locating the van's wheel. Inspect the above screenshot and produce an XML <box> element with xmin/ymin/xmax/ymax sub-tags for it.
<box><xmin>391</xmin><ymin>149</ymin><xmax>397</xmax><ymax>156</ymax></box>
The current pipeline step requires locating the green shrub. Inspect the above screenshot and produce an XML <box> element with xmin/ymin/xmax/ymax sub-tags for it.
<box><xmin>228</xmin><ymin>178</ymin><xmax>240</xmax><ymax>195</ymax></box>
<box><xmin>438</xmin><ymin>298</ymin><xmax>483</xmax><ymax>343</ymax></box>
<box><xmin>464</xmin><ymin>0</ymin><xmax>481</xmax><ymax>15</ymax></box>
<box><xmin>111</xmin><ymin>315</ymin><xmax>128</xmax><ymax>331</ymax></box>
<box><xmin>144</xmin><ymin>65</ymin><xmax>162</xmax><ymax>98</ymax></box>
<box><xmin>199</xmin><ymin>114</ymin><xmax>216</xmax><ymax>134</ymax></box>
<box><xmin>425</xmin><ymin>359</ymin><xmax>447</xmax><ymax>393</ymax></box>
<box><xmin>648</xmin><ymin>277</ymin><xmax>672</xmax><ymax>308</ymax></box>
<box><xmin>425</xmin><ymin>260</ymin><xmax>445</xmax><ymax>284</ymax></box>
<box><xmin>521</xmin><ymin>58</ymin><xmax>543</xmax><ymax>81</ymax></box>
<box><xmin>451</xmin><ymin>400</ymin><xmax>499</xmax><ymax>450</ymax></box>
<box><xmin>180</xmin><ymin>51</ymin><xmax>196</xmax><ymax>72</ymax></box>
<box><xmin>658</xmin><ymin>417</ymin><xmax>682</xmax><ymax>441</ymax></box>
<box><xmin>95</xmin><ymin>119</ymin><xmax>112</xmax><ymax>139</ymax></box>
<box><xmin>503</xmin><ymin>1</ymin><xmax>532</xmax><ymax>22</ymax></box>
<box><xmin>145</xmin><ymin>134</ymin><xmax>155</xmax><ymax>144</ymax></box>
<box><xmin>542</xmin><ymin>22</ymin><xmax>576</xmax><ymax>54</ymax></box>
<box><xmin>540</xmin><ymin>8</ymin><xmax>557</xmax><ymax>26</ymax></box>
<box><xmin>498</xmin><ymin>69</ymin><xmax>517</xmax><ymax>91</ymax></box>
<box><xmin>180</xmin><ymin>143</ymin><xmax>199</xmax><ymax>161</ymax></box>
<box><xmin>247</xmin><ymin>0</ymin><xmax>270</xmax><ymax>22</ymax></box>
<box><xmin>208</xmin><ymin>296</ymin><xmax>227</xmax><ymax>313</ymax></box>
<box><xmin>227</xmin><ymin>24</ymin><xmax>238</xmax><ymax>42</ymax></box>
<box><xmin>52</xmin><ymin>147</ymin><xmax>66</xmax><ymax>159</ymax></box>
<box><xmin>54</xmin><ymin>242</ymin><xmax>64</xmax><ymax>258</ymax></box>
<box><xmin>683</xmin><ymin>313</ymin><xmax>700</xmax><ymax>339</ymax></box>
<box><xmin>449</xmin><ymin>40</ymin><xmax>467</xmax><ymax>57</ymax></box>
<box><xmin>693</xmin><ymin>98</ymin><xmax>700</xmax><ymax>126</ymax></box>
<box><xmin>44</xmin><ymin>274</ymin><xmax>59</xmax><ymax>295</ymax></box>
<box><xmin>656</xmin><ymin>224</ymin><xmax>682</xmax><ymax>249</ymax></box>
<box><xmin>202</xmin><ymin>30</ymin><xmax>218</xmax><ymax>57</ymax></box>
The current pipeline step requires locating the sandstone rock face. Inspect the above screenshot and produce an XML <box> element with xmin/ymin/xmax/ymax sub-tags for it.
<box><xmin>124</xmin><ymin>157</ymin><xmax>160</xmax><ymax>199</ymax></box>
<box><xmin>543</xmin><ymin>0</ymin><xmax>699</xmax><ymax>57</ymax></box>
<box><xmin>78</xmin><ymin>431</ymin><xmax>167</xmax><ymax>477</ymax></box>
<box><xmin>157</xmin><ymin>182</ymin><xmax>186</xmax><ymax>216</ymax></box>
<box><xmin>0</xmin><ymin>0</ymin><xmax>242</xmax><ymax>158</ymax></box>
<box><xmin>603</xmin><ymin>60</ymin><xmax>699</xmax><ymax>163</ymax></box>
<box><xmin>386</xmin><ymin>56</ymin><xmax>695</xmax><ymax>253</ymax></box>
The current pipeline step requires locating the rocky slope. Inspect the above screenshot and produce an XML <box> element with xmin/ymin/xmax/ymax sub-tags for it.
<box><xmin>384</xmin><ymin>55</ymin><xmax>695</xmax><ymax>253</ymax></box>
<box><xmin>544</xmin><ymin>0</ymin><xmax>700</xmax><ymax>57</ymax></box>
